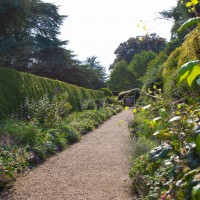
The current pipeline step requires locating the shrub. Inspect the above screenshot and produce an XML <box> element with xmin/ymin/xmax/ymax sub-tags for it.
<box><xmin>0</xmin><ymin>103</ymin><xmax>123</xmax><ymax>189</ymax></box>
<box><xmin>47</xmin><ymin>129</ymin><xmax>67</xmax><ymax>150</ymax></box>
<box><xmin>105</xmin><ymin>96</ymin><xmax>118</xmax><ymax>105</ymax></box>
<box><xmin>131</xmin><ymin>137</ymin><xmax>158</xmax><ymax>159</ymax></box>
<box><xmin>19</xmin><ymin>92</ymin><xmax>72</xmax><ymax>128</ymax></box>
<box><xmin>0</xmin><ymin>145</ymin><xmax>31</xmax><ymax>188</ymax></box>
<box><xmin>0</xmin><ymin>119</ymin><xmax>42</xmax><ymax>147</ymax></box>
<box><xmin>58</xmin><ymin>125</ymin><xmax>81</xmax><ymax>144</ymax></box>
<box><xmin>32</xmin><ymin>145</ymin><xmax>47</xmax><ymax>161</ymax></box>
<box><xmin>129</xmin><ymin>96</ymin><xmax>200</xmax><ymax>199</ymax></box>
<box><xmin>81</xmin><ymin>99</ymin><xmax>97</xmax><ymax>111</ymax></box>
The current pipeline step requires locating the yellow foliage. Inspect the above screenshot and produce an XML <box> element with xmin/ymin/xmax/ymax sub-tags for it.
<box><xmin>161</xmin><ymin>28</ymin><xmax>200</xmax><ymax>98</ymax></box>
<box><xmin>162</xmin><ymin>28</ymin><xmax>200</xmax><ymax>79</ymax></box>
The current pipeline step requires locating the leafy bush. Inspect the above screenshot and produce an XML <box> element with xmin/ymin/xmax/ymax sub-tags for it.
<box><xmin>47</xmin><ymin>129</ymin><xmax>67</xmax><ymax>150</ymax></box>
<box><xmin>58</xmin><ymin>125</ymin><xmax>81</xmax><ymax>144</ymax></box>
<box><xmin>64</xmin><ymin>106</ymin><xmax>122</xmax><ymax>135</ymax></box>
<box><xmin>105</xmin><ymin>96</ymin><xmax>118</xmax><ymax>105</ymax></box>
<box><xmin>0</xmin><ymin>120</ymin><xmax>42</xmax><ymax>147</ymax></box>
<box><xmin>81</xmin><ymin>99</ymin><xmax>97</xmax><ymax>111</ymax></box>
<box><xmin>129</xmin><ymin>98</ymin><xmax>200</xmax><ymax>199</ymax></box>
<box><xmin>142</xmin><ymin>51</ymin><xmax>167</xmax><ymax>91</ymax></box>
<box><xmin>131</xmin><ymin>137</ymin><xmax>158</xmax><ymax>159</ymax></box>
<box><xmin>19</xmin><ymin>92</ymin><xmax>72</xmax><ymax>128</ymax></box>
<box><xmin>0</xmin><ymin>93</ymin><xmax>123</xmax><ymax>189</ymax></box>
<box><xmin>0</xmin><ymin>145</ymin><xmax>31</xmax><ymax>188</ymax></box>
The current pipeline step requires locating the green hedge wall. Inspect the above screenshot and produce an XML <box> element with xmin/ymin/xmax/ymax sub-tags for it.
<box><xmin>0</xmin><ymin>68</ymin><xmax>105</xmax><ymax>117</ymax></box>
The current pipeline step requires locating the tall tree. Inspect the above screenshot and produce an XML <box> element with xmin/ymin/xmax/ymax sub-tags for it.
<box><xmin>0</xmin><ymin>0</ymin><xmax>70</xmax><ymax>72</ymax></box>
<box><xmin>0</xmin><ymin>1</ymin><xmax>109</xmax><ymax>90</ymax></box>
<box><xmin>107</xmin><ymin>61</ymin><xmax>135</xmax><ymax>91</ymax></box>
<box><xmin>142</xmin><ymin>52</ymin><xmax>168</xmax><ymax>90</ymax></box>
<box><xmin>128</xmin><ymin>51</ymin><xmax>157</xmax><ymax>88</ymax></box>
<box><xmin>159</xmin><ymin>0</ymin><xmax>200</xmax><ymax>39</ymax></box>
<box><xmin>110</xmin><ymin>33</ymin><xmax>166</xmax><ymax>69</ymax></box>
<box><xmin>83</xmin><ymin>56</ymin><xmax>107</xmax><ymax>87</ymax></box>
<box><xmin>129</xmin><ymin>51</ymin><xmax>157</xmax><ymax>77</ymax></box>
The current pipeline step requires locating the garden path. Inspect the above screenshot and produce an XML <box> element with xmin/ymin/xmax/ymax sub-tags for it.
<box><xmin>1</xmin><ymin>110</ymin><xmax>133</xmax><ymax>200</ymax></box>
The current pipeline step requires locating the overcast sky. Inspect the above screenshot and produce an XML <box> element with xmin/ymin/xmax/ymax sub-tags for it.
<box><xmin>43</xmin><ymin>0</ymin><xmax>178</xmax><ymax>72</ymax></box>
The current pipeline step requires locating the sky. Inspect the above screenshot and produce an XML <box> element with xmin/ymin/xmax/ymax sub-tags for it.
<box><xmin>43</xmin><ymin>0</ymin><xmax>178</xmax><ymax>72</ymax></box>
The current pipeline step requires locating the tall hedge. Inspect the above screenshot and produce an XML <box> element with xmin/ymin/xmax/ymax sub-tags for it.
<box><xmin>0</xmin><ymin>68</ymin><xmax>104</xmax><ymax>117</ymax></box>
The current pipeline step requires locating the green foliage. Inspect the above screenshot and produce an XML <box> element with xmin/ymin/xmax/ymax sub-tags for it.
<box><xmin>161</xmin><ymin>3</ymin><xmax>200</xmax><ymax>95</ymax></box>
<box><xmin>108</xmin><ymin>61</ymin><xmax>134</xmax><ymax>91</ymax></box>
<box><xmin>131</xmin><ymin>137</ymin><xmax>158</xmax><ymax>159</ymax></box>
<box><xmin>129</xmin><ymin>97</ymin><xmax>200</xmax><ymax>199</ymax></box>
<box><xmin>0</xmin><ymin>1</ymin><xmax>107</xmax><ymax>90</ymax></box>
<box><xmin>178</xmin><ymin>17</ymin><xmax>200</xmax><ymax>32</ymax></box>
<box><xmin>105</xmin><ymin>96</ymin><xmax>119</xmax><ymax>105</ymax></box>
<box><xmin>159</xmin><ymin>0</ymin><xmax>200</xmax><ymax>39</ymax></box>
<box><xmin>196</xmin><ymin>134</ymin><xmax>200</xmax><ymax>155</ymax></box>
<box><xmin>81</xmin><ymin>99</ymin><xmax>97</xmax><ymax>111</ymax></box>
<box><xmin>0</xmin><ymin>101</ymin><xmax>123</xmax><ymax>188</ymax></box>
<box><xmin>178</xmin><ymin>60</ymin><xmax>200</xmax><ymax>86</ymax></box>
<box><xmin>110</xmin><ymin>33</ymin><xmax>166</xmax><ymax>69</ymax></box>
<box><xmin>57</xmin><ymin>125</ymin><xmax>81</xmax><ymax>144</ymax></box>
<box><xmin>0</xmin><ymin>0</ymin><xmax>68</xmax><ymax>70</ymax></box>
<box><xmin>0</xmin><ymin>66</ymin><xmax>117</xmax><ymax>189</ymax></box>
<box><xmin>99</xmin><ymin>88</ymin><xmax>113</xmax><ymax>97</ymax></box>
<box><xmin>142</xmin><ymin>52</ymin><xmax>168</xmax><ymax>91</ymax></box>
<box><xmin>192</xmin><ymin>183</ymin><xmax>200</xmax><ymax>200</ymax></box>
<box><xmin>163</xmin><ymin>38</ymin><xmax>184</xmax><ymax>56</ymax></box>
<box><xmin>0</xmin><ymin>145</ymin><xmax>31</xmax><ymax>187</ymax></box>
<box><xmin>108</xmin><ymin>50</ymin><xmax>162</xmax><ymax>95</ymax></box>
<box><xmin>129</xmin><ymin>51</ymin><xmax>157</xmax><ymax>78</ymax></box>
<box><xmin>175</xmin><ymin>4</ymin><xmax>200</xmax><ymax>88</ymax></box>
<box><xmin>130</xmin><ymin>102</ymin><xmax>169</xmax><ymax>139</ymax></box>
<box><xmin>186</xmin><ymin>0</ymin><xmax>200</xmax><ymax>7</ymax></box>
<box><xmin>0</xmin><ymin>67</ymin><xmax>105</xmax><ymax>117</ymax></box>
<box><xmin>46</xmin><ymin>129</ymin><xmax>67</xmax><ymax>150</ymax></box>
<box><xmin>161</xmin><ymin>27</ymin><xmax>200</xmax><ymax>99</ymax></box>
<box><xmin>160</xmin><ymin>4</ymin><xmax>200</xmax><ymax>103</ymax></box>
<box><xmin>83</xmin><ymin>56</ymin><xmax>107</xmax><ymax>85</ymax></box>
<box><xmin>0</xmin><ymin>120</ymin><xmax>42</xmax><ymax>147</ymax></box>
<box><xmin>128</xmin><ymin>51</ymin><xmax>157</xmax><ymax>88</ymax></box>
<box><xmin>20</xmin><ymin>93</ymin><xmax>72</xmax><ymax>128</ymax></box>
<box><xmin>124</xmin><ymin>2</ymin><xmax>200</xmax><ymax>199</ymax></box>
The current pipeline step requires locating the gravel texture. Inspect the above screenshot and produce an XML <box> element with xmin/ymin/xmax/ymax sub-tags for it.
<box><xmin>0</xmin><ymin>110</ymin><xmax>133</xmax><ymax>200</ymax></box>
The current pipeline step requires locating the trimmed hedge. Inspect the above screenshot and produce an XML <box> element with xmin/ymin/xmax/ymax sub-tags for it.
<box><xmin>0</xmin><ymin>67</ymin><xmax>104</xmax><ymax>117</ymax></box>
<box><xmin>99</xmin><ymin>88</ymin><xmax>113</xmax><ymax>96</ymax></box>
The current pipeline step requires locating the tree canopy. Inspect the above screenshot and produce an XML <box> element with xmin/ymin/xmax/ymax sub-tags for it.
<box><xmin>107</xmin><ymin>61</ymin><xmax>135</xmax><ymax>91</ymax></box>
<box><xmin>129</xmin><ymin>51</ymin><xmax>157</xmax><ymax>78</ymax></box>
<box><xmin>159</xmin><ymin>0</ymin><xmax>200</xmax><ymax>39</ymax></box>
<box><xmin>0</xmin><ymin>0</ymin><xmax>68</xmax><ymax>70</ymax></box>
<box><xmin>109</xmin><ymin>33</ymin><xmax>166</xmax><ymax>69</ymax></box>
<box><xmin>0</xmin><ymin>0</ymin><xmax>107</xmax><ymax>90</ymax></box>
<box><xmin>83</xmin><ymin>56</ymin><xmax>107</xmax><ymax>84</ymax></box>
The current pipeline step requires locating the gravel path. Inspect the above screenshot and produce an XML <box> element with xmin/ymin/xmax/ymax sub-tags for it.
<box><xmin>1</xmin><ymin>110</ymin><xmax>133</xmax><ymax>200</ymax></box>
